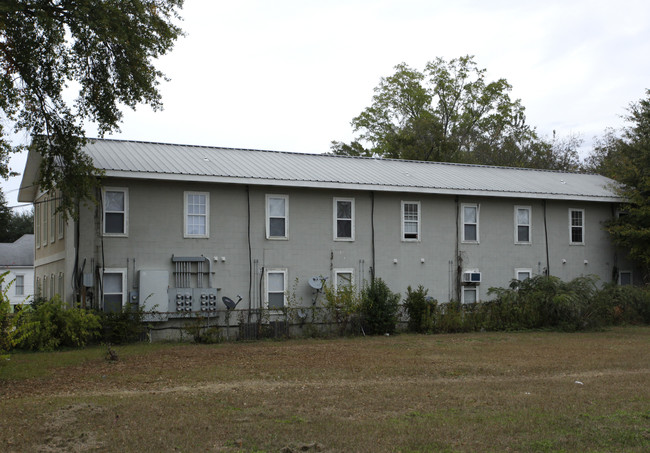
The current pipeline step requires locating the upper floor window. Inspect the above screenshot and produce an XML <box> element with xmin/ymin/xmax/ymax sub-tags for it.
<box><xmin>35</xmin><ymin>201</ymin><xmax>40</xmax><ymax>248</ymax></box>
<box><xmin>266</xmin><ymin>195</ymin><xmax>288</xmax><ymax>239</ymax></box>
<box><xmin>50</xmin><ymin>195</ymin><xmax>56</xmax><ymax>243</ymax></box>
<box><xmin>103</xmin><ymin>188</ymin><xmax>128</xmax><ymax>236</ymax></box>
<box><xmin>58</xmin><ymin>196</ymin><xmax>64</xmax><ymax>240</ymax></box>
<box><xmin>334</xmin><ymin>198</ymin><xmax>355</xmax><ymax>241</ymax></box>
<box><xmin>569</xmin><ymin>209</ymin><xmax>584</xmax><ymax>245</ymax></box>
<box><xmin>184</xmin><ymin>191</ymin><xmax>210</xmax><ymax>238</ymax></box>
<box><xmin>515</xmin><ymin>206</ymin><xmax>531</xmax><ymax>244</ymax></box>
<box><xmin>42</xmin><ymin>197</ymin><xmax>48</xmax><ymax>247</ymax></box>
<box><xmin>462</xmin><ymin>203</ymin><xmax>479</xmax><ymax>243</ymax></box>
<box><xmin>401</xmin><ymin>201</ymin><xmax>420</xmax><ymax>241</ymax></box>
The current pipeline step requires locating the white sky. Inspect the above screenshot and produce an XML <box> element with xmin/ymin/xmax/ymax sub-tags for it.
<box><xmin>3</xmin><ymin>0</ymin><xmax>650</xmax><ymax>207</ymax></box>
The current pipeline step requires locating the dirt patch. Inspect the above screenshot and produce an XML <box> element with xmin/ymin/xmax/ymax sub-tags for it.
<box><xmin>35</xmin><ymin>403</ymin><xmax>106</xmax><ymax>452</ymax></box>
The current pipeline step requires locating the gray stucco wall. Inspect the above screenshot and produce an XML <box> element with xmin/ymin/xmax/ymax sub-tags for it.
<box><xmin>64</xmin><ymin>178</ymin><xmax>629</xmax><ymax>313</ymax></box>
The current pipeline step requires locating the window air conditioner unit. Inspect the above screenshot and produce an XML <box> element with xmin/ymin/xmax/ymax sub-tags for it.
<box><xmin>462</xmin><ymin>272</ymin><xmax>481</xmax><ymax>283</ymax></box>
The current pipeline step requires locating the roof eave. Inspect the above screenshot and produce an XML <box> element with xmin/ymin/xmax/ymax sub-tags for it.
<box><xmin>102</xmin><ymin>170</ymin><xmax>624</xmax><ymax>203</ymax></box>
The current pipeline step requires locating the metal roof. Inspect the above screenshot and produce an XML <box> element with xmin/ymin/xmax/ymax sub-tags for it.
<box><xmin>0</xmin><ymin>234</ymin><xmax>34</xmax><ymax>266</ymax></box>
<box><xmin>19</xmin><ymin>138</ymin><xmax>622</xmax><ymax>202</ymax></box>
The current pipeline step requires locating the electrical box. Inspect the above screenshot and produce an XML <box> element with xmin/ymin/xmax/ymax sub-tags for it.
<box><xmin>168</xmin><ymin>287</ymin><xmax>218</xmax><ymax>317</ymax></box>
<box><xmin>138</xmin><ymin>270</ymin><xmax>170</xmax><ymax>321</ymax></box>
<box><xmin>83</xmin><ymin>272</ymin><xmax>94</xmax><ymax>287</ymax></box>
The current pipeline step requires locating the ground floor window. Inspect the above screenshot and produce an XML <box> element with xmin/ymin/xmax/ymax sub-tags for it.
<box><xmin>462</xmin><ymin>286</ymin><xmax>478</xmax><ymax>304</ymax></box>
<box><xmin>515</xmin><ymin>268</ymin><xmax>532</xmax><ymax>281</ymax></box>
<box><xmin>619</xmin><ymin>271</ymin><xmax>632</xmax><ymax>286</ymax></box>
<box><xmin>103</xmin><ymin>269</ymin><xmax>126</xmax><ymax>312</ymax></box>
<box><xmin>265</xmin><ymin>269</ymin><xmax>286</xmax><ymax>309</ymax></box>
<box><xmin>14</xmin><ymin>275</ymin><xmax>24</xmax><ymax>296</ymax></box>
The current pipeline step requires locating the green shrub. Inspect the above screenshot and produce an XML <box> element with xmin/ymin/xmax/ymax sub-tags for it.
<box><xmin>0</xmin><ymin>272</ymin><xmax>14</xmax><ymax>356</ymax></box>
<box><xmin>403</xmin><ymin>285</ymin><xmax>437</xmax><ymax>333</ymax></box>
<box><xmin>12</xmin><ymin>296</ymin><xmax>101</xmax><ymax>351</ymax></box>
<box><xmin>359</xmin><ymin>278</ymin><xmax>400</xmax><ymax>335</ymax></box>
<box><xmin>98</xmin><ymin>305</ymin><xmax>148</xmax><ymax>344</ymax></box>
<box><xmin>323</xmin><ymin>281</ymin><xmax>361</xmax><ymax>335</ymax></box>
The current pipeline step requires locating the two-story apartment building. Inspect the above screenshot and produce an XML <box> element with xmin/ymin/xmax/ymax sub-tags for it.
<box><xmin>18</xmin><ymin>139</ymin><xmax>631</xmax><ymax>335</ymax></box>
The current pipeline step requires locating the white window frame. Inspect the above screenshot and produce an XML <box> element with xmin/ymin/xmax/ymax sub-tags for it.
<box><xmin>103</xmin><ymin>187</ymin><xmax>129</xmax><ymax>237</ymax></box>
<box><xmin>333</xmin><ymin>197</ymin><xmax>355</xmax><ymax>241</ymax></box>
<box><xmin>462</xmin><ymin>203</ymin><xmax>479</xmax><ymax>243</ymax></box>
<box><xmin>50</xmin><ymin>196</ymin><xmax>56</xmax><ymax>243</ymax></box>
<box><xmin>334</xmin><ymin>268</ymin><xmax>354</xmax><ymax>291</ymax></box>
<box><xmin>36</xmin><ymin>277</ymin><xmax>41</xmax><ymax>299</ymax></box>
<box><xmin>266</xmin><ymin>194</ymin><xmax>289</xmax><ymax>240</ymax></box>
<box><xmin>102</xmin><ymin>268</ymin><xmax>127</xmax><ymax>309</ymax></box>
<box><xmin>618</xmin><ymin>270</ymin><xmax>632</xmax><ymax>286</ymax></box>
<box><xmin>515</xmin><ymin>268</ymin><xmax>532</xmax><ymax>281</ymax></box>
<box><xmin>58</xmin><ymin>272</ymin><xmax>64</xmax><ymax>300</ymax></box>
<box><xmin>401</xmin><ymin>201</ymin><xmax>421</xmax><ymax>242</ymax></box>
<box><xmin>14</xmin><ymin>274</ymin><xmax>25</xmax><ymax>296</ymax></box>
<box><xmin>50</xmin><ymin>273</ymin><xmax>55</xmax><ymax>298</ymax></box>
<box><xmin>43</xmin><ymin>275</ymin><xmax>48</xmax><ymax>299</ymax></box>
<box><xmin>58</xmin><ymin>196</ymin><xmax>64</xmax><ymax>240</ymax></box>
<box><xmin>184</xmin><ymin>191</ymin><xmax>210</xmax><ymax>238</ymax></box>
<box><xmin>514</xmin><ymin>206</ymin><xmax>532</xmax><ymax>244</ymax></box>
<box><xmin>35</xmin><ymin>202</ymin><xmax>40</xmax><ymax>249</ymax></box>
<box><xmin>264</xmin><ymin>268</ymin><xmax>287</xmax><ymax>310</ymax></box>
<box><xmin>461</xmin><ymin>286</ymin><xmax>478</xmax><ymax>304</ymax></box>
<box><xmin>569</xmin><ymin>208</ymin><xmax>585</xmax><ymax>245</ymax></box>
<box><xmin>42</xmin><ymin>197</ymin><xmax>48</xmax><ymax>247</ymax></box>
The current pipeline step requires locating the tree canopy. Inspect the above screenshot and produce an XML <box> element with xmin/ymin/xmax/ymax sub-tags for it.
<box><xmin>595</xmin><ymin>90</ymin><xmax>650</xmax><ymax>281</ymax></box>
<box><xmin>0</xmin><ymin>188</ymin><xmax>33</xmax><ymax>242</ymax></box>
<box><xmin>332</xmin><ymin>56</ymin><xmax>580</xmax><ymax>171</ymax></box>
<box><xmin>0</xmin><ymin>0</ymin><xmax>184</xmax><ymax>215</ymax></box>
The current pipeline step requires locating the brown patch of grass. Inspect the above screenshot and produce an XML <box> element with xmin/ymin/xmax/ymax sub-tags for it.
<box><xmin>1</xmin><ymin>327</ymin><xmax>649</xmax><ymax>452</ymax></box>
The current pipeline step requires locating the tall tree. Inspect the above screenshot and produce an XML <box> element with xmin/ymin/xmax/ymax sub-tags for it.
<box><xmin>332</xmin><ymin>56</ymin><xmax>578</xmax><ymax>170</ymax></box>
<box><xmin>598</xmin><ymin>90</ymin><xmax>650</xmax><ymax>281</ymax></box>
<box><xmin>0</xmin><ymin>188</ymin><xmax>33</xmax><ymax>242</ymax></box>
<box><xmin>0</xmin><ymin>0</ymin><xmax>184</xmax><ymax>215</ymax></box>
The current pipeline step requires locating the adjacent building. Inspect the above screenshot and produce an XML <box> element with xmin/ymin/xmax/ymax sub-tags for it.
<box><xmin>0</xmin><ymin>234</ymin><xmax>35</xmax><ymax>311</ymax></box>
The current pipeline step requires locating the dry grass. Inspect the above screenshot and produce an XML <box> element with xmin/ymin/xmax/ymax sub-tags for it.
<box><xmin>1</xmin><ymin>327</ymin><xmax>649</xmax><ymax>452</ymax></box>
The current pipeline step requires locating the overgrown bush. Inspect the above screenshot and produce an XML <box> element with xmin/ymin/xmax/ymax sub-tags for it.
<box><xmin>0</xmin><ymin>272</ymin><xmax>14</xmax><ymax>356</ymax></box>
<box><xmin>11</xmin><ymin>296</ymin><xmax>101</xmax><ymax>351</ymax></box>
<box><xmin>403</xmin><ymin>285</ymin><xmax>437</xmax><ymax>333</ymax></box>
<box><xmin>98</xmin><ymin>305</ymin><xmax>149</xmax><ymax>344</ymax></box>
<box><xmin>359</xmin><ymin>278</ymin><xmax>400</xmax><ymax>335</ymax></box>
<box><xmin>323</xmin><ymin>281</ymin><xmax>361</xmax><ymax>335</ymax></box>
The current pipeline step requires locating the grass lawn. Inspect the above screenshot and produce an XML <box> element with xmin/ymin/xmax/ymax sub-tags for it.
<box><xmin>1</xmin><ymin>327</ymin><xmax>649</xmax><ymax>452</ymax></box>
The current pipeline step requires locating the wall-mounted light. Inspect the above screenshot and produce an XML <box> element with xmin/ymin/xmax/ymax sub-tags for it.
<box><xmin>562</xmin><ymin>259</ymin><xmax>567</xmax><ymax>264</ymax></box>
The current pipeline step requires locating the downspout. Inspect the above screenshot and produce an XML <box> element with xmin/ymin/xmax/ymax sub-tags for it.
<box><xmin>371</xmin><ymin>191</ymin><xmax>376</xmax><ymax>281</ymax></box>
<box><xmin>247</xmin><ymin>185</ymin><xmax>252</xmax><ymax>323</ymax></box>
<box><xmin>455</xmin><ymin>196</ymin><xmax>461</xmax><ymax>302</ymax></box>
<box><xmin>543</xmin><ymin>199</ymin><xmax>550</xmax><ymax>276</ymax></box>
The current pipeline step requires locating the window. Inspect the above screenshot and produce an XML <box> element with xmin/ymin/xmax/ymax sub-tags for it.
<box><xmin>58</xmin><ymin>273</ymin><xmax>64</xmax><ymax>299</ymax></box>
<box><xmin>58</xmin><ymin>196</ymin><xmax>64</xmax><ymax>240</ymax></box>
<box><xmin>103</xmin><ymin>188</ymin><xmax>128</xmax><ymax>236</ymax></box>
<box><xmin>462</xmin><ymin>204</ymin><xmax>479</xmax><ymax>242</ymax></box>
<box><xmin>36</xmin><ymin>277</ymin><xmax>41</xmax><ymax>299</ymax></box>
<box><xmin>50</xmin><ymin>196</ymin><xmax>55</xmax><ymax>243</ymax></box>
<box><xmin>43</xmin><ymin>275</ymin><xmax>48</xmax><ymax>299</ymax></box>
<box><xmin>569</xmin><ymin>209</ymin><xmax>584</xmax><ymax>244</ymax></box>
<box><xmin>266</xmin><ymin>195</ymin><xmax>288</xmax><ymax>239</ymax></box>
<box><xmin>515</xmin><ymin>206</ymin><xmax>531</xmax><ymax>244</ymax></box>
<box><xmin>401</xmin><ymin>201</ymin><xmax>420</xmax><ymax>241</ymax></box>
<box><xmin>515</xmin><ymin>268</ymin><xmax>532</xmax><ymax>281</ymax></box>
<box><xmin>184</xmin><ymin>191</ymin><xmax>210</xmax><ymax>238</ymax></box>
<box><xmin>42</xmin><ymin>197</ymin><xmax>48</xmax><ymax>247</ymax></box>
<box><xmin>35</xmin><ymin>202</ymin><xmax>40</xmax><ymax>248</ymax></box>
<box><xmin>462</xmin><ymin>286</ymin><xmax>478</xmax><ymax>304</ymax></box>
<box><xmin>334</xmin><ymin>269</ymin><xmax>354</xmax><ymax>291</ymax></box>
<box><xmin>619</xmin><ymin>271</ymin><xmax>632</xmax><ymax>286</ymax></box>
<box><xmin>265</xmin><ymin>269</ymin><xmax>286</xmax><ymax>309</ymax></box>
<box><xmin>102</xmin><ymin>269</ymin><xmax>127</xmax><ymax>312</ymax></box>
<box><xmin>15</xmin><ymin>275</ymin><xmax>24</xmax><ymax>296</ymax></box>
<box><xmin>50</xmin><ymin>273</ymin><xmax>55</xmax><ymax>297</ymax></box>
<box><xmin>334</xmin><ymin>198</ymin><xmax>355</xmax><ymax>240</ymax></box>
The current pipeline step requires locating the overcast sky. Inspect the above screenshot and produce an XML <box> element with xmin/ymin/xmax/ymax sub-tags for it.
<box><xmin>3</xmin><ymin>0</ymin><xmax>650</xmax><ymax>207</ymax></box>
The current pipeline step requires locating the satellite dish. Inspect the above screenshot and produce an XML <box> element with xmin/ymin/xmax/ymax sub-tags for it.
<box><xmin>308</xmin><ymin>276</ymin><xmax>323</xmax><ymax>290</ymax></box>
<box><xmin>222</xmin><ymin>295</ymin><xmax>242</xmax><ymax>310</ymax></box>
